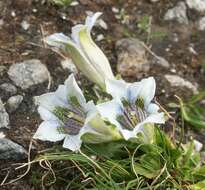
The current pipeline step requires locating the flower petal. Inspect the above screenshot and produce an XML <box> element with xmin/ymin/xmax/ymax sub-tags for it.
<box><xmin>97</xmin><ymin>100</ymin><xmax>121</xmax><ymax>118</ymax></box>
<box><xmin>84</xmin><ymin>114</ymin><xmax>122</xmax><ymax>143</ymax></box>
<box><xmin>63</xmin><ymin>135</ymin><xmax>82</xmax><ymax>151</ymax></box>
<box><xmin>85</xmin><ymin>12</ymin><xmax>102</xmax><ymax>31</ymax></box>
<box><xmin>33</xmin><ymin>121</ymin><xmax>66</xmax><ymax>142</ymax></box>
<box><xmin>84</xmin><ymin>101</ymin><xmax>98</xmax><ymax>123</ymax></box>
<box><xmin>78</xmin><ymin>27</ymin><xmax>114</xmax><ymax>82</ymax></box>
<box><xmin>71</xmin><ymin>24</ymin><xmax>84</xmax><ymax>44</ymax></box>
<box><xmin>55</xmin><ymin>84</ymin><xmax>69</xmax><ymax>105</ymax></box>
<box><xmin>64</xmin><ymin>38</ymin><xmax>105</xmax><ymax>89</ymax></box>
<box><xmin>137</xmin><ymin>77</ymin><xmax>156</xmax><ymax>106</ymax></box>
<box><xmin>64</xmin><ymin>74</ymin><xmax>86</xmax><ymax>106</ymax></box>
<box><xmin>35</xmin><ymin>93</ymin><xmax>68</xmax><ymax>112</ymax></box>
<box><xmin>141</xmin><ymin>112</ymin><xmax>165</xmax><ymax>125</ymax></box>
<box><xmin>120</xmin><ymin>129</ymin><xmax>136</xmax><ymax>140</ymax></box>
<box><xmin>106</xmin><ymin>79</ymin><xmax>129</xmax><ymax>101</ymax></box>
<box><xmin>97</xmin><ymin>100</ymin><xmax>122</xmax><ymax>128</ymax></box>
<box><xmin>38</xmin><ymin>106</ymin><xmax>58</xmax><ymax>121</ymax></box>
<box><xmin>127</xmin><ymin>81</ymin><xmax>141</xmax><ymax>103</ymax></box>
<box><xmin>45</xmin><ymin>32</ymin><xmax>104</xmax><ymax>88</ymax></box>
<box><xmin>44</xmin><ymin>33</ymin><xmax>70</xmax><ymax>49</ymax></box>
<box><xmin>147</xmin><ymin>103</ymin><xmax>160</xmax><ymax>114</ymax></box>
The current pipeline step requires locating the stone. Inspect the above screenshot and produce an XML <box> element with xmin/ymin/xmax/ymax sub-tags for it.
<box><xmin>0</xmin><ymin>132</ymin><xmax>5</xmax><ymax>138</ymax></box>
<box><xmin>96</xmin><ymin>34</ymin><xmax>105</xmax><ymax>41</ymax></box>
<box><xmin>116</xmin><ymin>38</ymin><xmax>150</xmax><ymax>77</ymax></box>
<box><xmin>0</xmin><ymin>19</ymin><xmax>3</xmax><ymax>28</ymax></box>
<box><xmin>186</xmin><ymin>0</ymin><xmax>205</xmax><ymax>12</ymax></box>
<box><xmin>97</xmin><ymin>19</ymin><xmax>108</xmax><ymax>30</ymax></box>
<box><xmin>60</xmin><ymin>59</ymin><xmax>78</xmax><ymax>73</ymax></box>
<box><xmin>152</xmin><ymin>56</ymin><xmax>170</xmax><ymax>68</ymax></box>
<box><xmin>8</xmin><ymin>59</ymin><xmax>50</xmax><ymax>90</ymax></box>
<box><xmin>165</xmin><ymin>74</ymin><xmax>198</xmax><ymax>94</ymax></box>
<box><xmin>0</xmin><ymin>65</ymin><xmax>6</xmax><ymax>76</ymax></box>
<box><xmin>0</xmin><ymin>83</ymin><xmax>17</xmax><ymax>97</ymax></box>
<box><xmin>198</xmin><ymin>17</ymin><xmax>205</xmax><ymax>31</ymax></box>
<box><xmin>0</xmin><ymin>138</ymin><xmax>27</xmax><ymax>160</ymax></box>
<box><xmin>0</xmin><ymin>1</ymin><xmax>7</xmax><ymax>14</ymax></box>
<box><xmin>7</xmin><ymin>95</ymin><xmax>23</xmax><ymax>113</ymax></box>
<box><xmin>21</xmin><ymin>20</ymin><xmax>30</xmax><ymax>30</ymax></box>
<box><xmin>0</xmin><ymin>99</ymin><xmax>10</xmax><ymax>129</ymax></box>
<box><xmin>70</xmin><ymin>1</ymin><xmax>79</xmax><ymax>6</ymax></box>
<box><xmin>164</xmin><ymin>2</ymin><xmax>188</xmax><ymax>24</ymax></box>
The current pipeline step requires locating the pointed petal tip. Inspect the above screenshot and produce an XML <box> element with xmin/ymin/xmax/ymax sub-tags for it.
<box><xmin>44</xmin><ymin>33</ymin><xmax>70</xmax><ymax>47</ymax></box>
<box><xmin>33</xmin><ymin>121</ymin><xmax>65</xmax><ymax>142</ymax></box>
<box><xmin>63</xmin><ymin>136</ymin><xmax>82</xmax><ymax>152</ymax></box>
<box><xmin>85</xmin><ymin>12</ymin><xmax>103</xmax><ymax>31</ymax></box>
<box><xmin>71</xmin><ymin>24</ymin><xmax>85</xmax><ymax>44</ymax></box>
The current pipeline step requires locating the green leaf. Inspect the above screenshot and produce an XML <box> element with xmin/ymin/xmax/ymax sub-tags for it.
<box><xmin>133</xmin><ymin>152</ymin><xmax>162</xmax><ymax>178</ymax></box>
<box><xmin>177</xmin><ymin>96</ymin><xmax>205</xmax><ymax>129</ymax></box>
<box><xmin>190</xmin><ymin>180</ymin><xmax>205</xmax><ymax>190</ymax></box>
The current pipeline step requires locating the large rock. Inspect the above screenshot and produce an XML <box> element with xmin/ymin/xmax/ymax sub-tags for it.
<box><xmin>0</xmin><ymin>138</ymin><xmax>27</xmax><ymax>160</ymax></box>
<box><xmin>0</xmin><ymin>99</ymin><xmax>10</xmax><ymax>129</ymax></box>
<box><xmin>116</xmin><ymin>38</ymin><xmax>150</xmax><ymax>77</ymax></box>
<box><xmin>164</xmin><ymin>2</ymin><xmax>188</xmax><ymax>24</ymax></box>
<box><xmin>186</xmin><ymin>0</ymin><xmax>205</xmax><ymax>12</ymax></box>
<box><xmin>8</xmin><ymin>59</ymin><xmax>50</xmax><ymax>90</ymax></box>
<box><xmin>165</xmin><ymin>74</ymin><xmax>198</xmax><ymax>94</ymax></box>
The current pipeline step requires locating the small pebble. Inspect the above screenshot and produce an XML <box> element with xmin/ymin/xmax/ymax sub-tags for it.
<box><xmin>7</xmin><ymin>95</ymin><xmax>23</xmax><ymax>113</ymax></box>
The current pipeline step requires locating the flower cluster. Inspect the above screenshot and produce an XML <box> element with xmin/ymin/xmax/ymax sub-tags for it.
<box><xmin>33</xmin><ymin>12</ymin><xmax>165</xmax><ymax>151</ymax></box>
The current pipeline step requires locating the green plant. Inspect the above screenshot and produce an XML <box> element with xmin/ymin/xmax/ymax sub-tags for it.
<box><xmin>26</xmin><ymin>127</ymin><xmax>205</xmax><ymax>190</ymax></box>
<box><xmin>48</xmin><ymin>0</ymin><xmax>74</xmax><ymax>6</ymax></box>
<box><xmin>176</xmin><ymin>92</ymin><xmax>205</xmax><ymax>129</ymax></box>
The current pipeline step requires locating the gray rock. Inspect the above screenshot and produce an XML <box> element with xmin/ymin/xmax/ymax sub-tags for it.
<box><xmin>60</xmin><ymin>59</ymin><xmax>78</xmax><ymax>73</ymax></box>
<box><xmin>8</xmin><ymin>59</ymin><xmax>50</xmax><ymax>90</ymax></box>
<box><xmin>0</xmin><ymin>83</ymin><xmax>17</xmax><ymax>97</ymax></box>
<box><xmin>21</xmin><ymin>20</ymin><xmax>30</xmax><ymax>30</ymax></box>
<box><xmin>186</xmin><ymin>0</ymin><xmax>205</xmax><ymax>12</ymax></box>
<box><xmin>7</xmin><ymin>95</ymin><xmax>23</xmax><ymax>113</ymax></box>
<box><xmin>165</xmin><ymin>74</ymin><xmax>198</xmax><ymax>94</ymax></box>
<box><xmin>0</xmin><ymin>65</ymin><xmax>6</xmax><ymax>76</ymax></box>
<box><xmin>164</xmin><ymin>2</ymin><xmax>188</xmax><ymax>24</ymax></box>
<box><xmin>152</xmin><ymin>56</ymin><xmax>170</xmax><ymax>68</ymax></box>
<box><xmin>198</xmin><ymin>17</ymin><xmax>205</xmax><ymax>30</ymax></box>
<box><xmin>0</xmin><ymin>1</ymin><xmax>7</xmax><ymax>14</ymax></box>
<box><xmin>0</xmin><ymin>138</ymin><xmax>27</xmax><ymax>160</ymax></box>
<box><xmin>116</xmin><ymin>38</ymin><xmax>150</xmax><ymax>77</ymax></box>
<box><xmin>0</xmin><ymin>99</ymin><xmax>10</xmax><ymax>129</ymax></box>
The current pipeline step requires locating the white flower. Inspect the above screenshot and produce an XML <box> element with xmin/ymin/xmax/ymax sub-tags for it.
<box><xmin>44</xmin><ymin>12</ymin><xmax>114</xmax><ymax>89</ymax></box>
<box><xmin>97</xmin><ymin>77</ymin><xmax>165</xmax><ymax>141</ymax></box>
<box><xmin>193</xmin><ymin>140</ymin><xmax>203</xmax><ymax>152</ymax></box>
<box><xmin>33</xmin><ymin>74</ymin><xmax>121</xmax><ymax>151</ymax></box>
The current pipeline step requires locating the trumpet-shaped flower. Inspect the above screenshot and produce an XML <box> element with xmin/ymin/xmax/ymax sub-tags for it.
<box><xmin>97</xmin><ymin>77</ymin><xmax>165</xmax><ymax>141</ymax></box>
<box><xmin>33</xmin><ymin>74</ymin><xmax>121</xmax><ymax>151</ymax></box>
<box><xmin>45</xmin><ymin>12</ymin><xmax>114</xmax><ymax>89</ymax></box>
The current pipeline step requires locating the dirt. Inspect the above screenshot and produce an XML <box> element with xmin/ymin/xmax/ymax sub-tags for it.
<box><xmin>0</xmin><ymin>0</ymin><xmax>205</xmax><ymax>189</ymax></box>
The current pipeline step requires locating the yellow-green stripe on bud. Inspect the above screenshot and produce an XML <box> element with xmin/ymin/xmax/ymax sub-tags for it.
<box><xmin>65</xmin><ymin>41</ymin><xmax>106</xmax><ymax>89</ymax></box>
<box><xmin>82</xmin><ymin>114</ymin><xmax>122</xmax><ymax>144</ymax></box>
<box><xmin>78</xmin><ymin>27</ymin><xmax>114</xmax><ymax>82</ymax></box>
